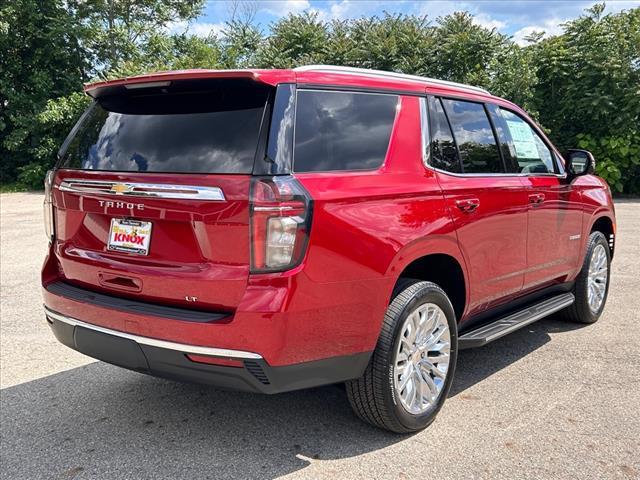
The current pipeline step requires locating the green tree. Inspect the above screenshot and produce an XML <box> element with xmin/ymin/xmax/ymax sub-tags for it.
<box><xmin>72</xmin><ymin>0</ymin><xmax>205</xmax><ymax>73</ymax></box>
<box><xmin>0</xmin><ymin>0</ymin><xmax>87</xmax><ymax>183</ymax></box>
<box><xmin>530</xmin><ymin>4</ymin><xmax>640</xmax><ymax>191</ymax></box>
<box><xmin>432</xmin><ymin>12</ymin><xmax>507</xmax><ymax>85</ymax></box>
<box><xmin>346</xmin><ymin>14</ymin><xmax>435</xmax><ymax>74</ymax></box>
<box><xmin>0</xmin><ymin>0</ymin><xmax>209</xmax><ymax>187</ymax></box>
<box><xmin>487</xmin><ymin>43</ymin><xmax>538</xmax><ymax>115</ymax></box>
<box><xmin>220</xmin><ymin>19</ymin><xmax>262</xmax><ymax>68</ymax></box>
<box><xmin>257</xmin><ymin>12</ymin><xmax>328</xmax><ymax>68</ymax></box>
<box><xmin>17</xmin><ymin>92</ymin><xmax>91</xmax><ymax>188</ymax></box>
<box><xmin>3</xmin><ymin>1</ymin><xmax>639</xmax><ymax>194</ymax></box>
<box><xmin>109</xmin><ymin>32</ymin><xmax>222</xmax><ymax>78</ymax></box>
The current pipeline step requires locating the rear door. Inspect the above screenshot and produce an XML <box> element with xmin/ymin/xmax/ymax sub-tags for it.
<box><xmin>495</xmin><ymin>107</ymin><xmax>583</xmax><ymax>289</ymax></box>
<box><xmin>52</xmin><ymin>78</ymin><xmax>272</xmax><ymax>311</ymax></box>
<box><xmin>427</xmin><ymin>96</ymin><xmax>528</xmax><ymax>316</ymax></box>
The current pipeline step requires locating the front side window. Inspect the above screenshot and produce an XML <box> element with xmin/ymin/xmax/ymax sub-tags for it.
<box><xmin>441</xmin><ymin>99</ymin><xmax>504</xmax><ymax>174</ymax></box>
<box><xmin>500</xmin><ymin>108</ymin><xmax>555</xmax><ymax>174</ymax></box>
<box><xmin>293</xmin><ymin>90</ymin><xmax>398</xmax><ymax>172</ymax></box>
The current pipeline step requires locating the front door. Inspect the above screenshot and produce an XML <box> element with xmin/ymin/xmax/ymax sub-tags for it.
<box><xmin>497</xmin><ymin>108</ymin><xmax>583</xmax><ymax>290</ymax></box>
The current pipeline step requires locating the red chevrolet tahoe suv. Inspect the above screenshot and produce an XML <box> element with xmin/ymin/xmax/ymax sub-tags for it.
<box><xmin>42</xmin><ymin>66</ymin><xmax>616</xmax><ymax>433</ymax></box>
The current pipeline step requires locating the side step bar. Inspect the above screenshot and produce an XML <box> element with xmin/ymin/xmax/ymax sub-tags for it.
<box><xmin>459</xmin><ymin>293</ymin><xmax>575</xmax><ymax>349</ymax></box>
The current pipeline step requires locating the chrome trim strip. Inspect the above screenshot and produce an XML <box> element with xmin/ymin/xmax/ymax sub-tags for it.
<box><xmin>57</xmin><ymin>179</ymin><xmax>226</xmax><ymax>201</ymax></box>
<box><xmin>423</xmin><ymin>163</ymin><xmax>568</xmax><ymax>179</ymax></box>
<box><xmin>419</xmin><ymin>97</ymin><xmax>430</xmax><ymax>168</ymax></box>
<box><xmin>252</xmin><ymin>206</ymin><xmax>296</xmax><ymax>212</ymax></box>
<box><xmin>44</xmin><ymin>307</ymin><xmax>263</xmax><ymax>360</ymax></box>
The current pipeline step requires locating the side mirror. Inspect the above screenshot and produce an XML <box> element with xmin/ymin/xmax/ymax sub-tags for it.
<box><xmin>566</xmin><ymin>149</ymin><xmax>595</xmax><ymax>177</ymax></box>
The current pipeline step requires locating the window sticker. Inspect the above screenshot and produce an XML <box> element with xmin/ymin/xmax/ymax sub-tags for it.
<box><xmin>506</xmin><ymin>120</ymin><xmax>539</xmax><ymax>159</ymax></box>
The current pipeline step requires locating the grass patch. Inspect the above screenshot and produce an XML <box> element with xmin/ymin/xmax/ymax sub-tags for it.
<box><xmin>0</xmin><ymin>183</ymin><xmax>29</xmax><ymax>193</ymax></box>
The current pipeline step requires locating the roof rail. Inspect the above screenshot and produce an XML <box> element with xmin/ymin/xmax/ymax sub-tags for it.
<box><xmin>293</xmin><ymin>65</ymin><xmax>491</xmax><ymax>95</ymax></box>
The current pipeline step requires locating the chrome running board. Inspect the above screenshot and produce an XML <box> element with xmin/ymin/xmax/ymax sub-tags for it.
<box><xmin>458</xmin><ymin>293</ymin><xmax>575</xmax><ymax>349</ymax></box>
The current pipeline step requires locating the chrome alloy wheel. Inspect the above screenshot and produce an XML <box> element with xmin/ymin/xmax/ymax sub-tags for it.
<box><xmin>393</xmin><ymin>303</ymin><xmax>451</xmax><ymax>415</ymax></box>
<box><xmin>587</xmin><ymin>244</ymin><xmax>608</xmax><ymax>313</ymax></box>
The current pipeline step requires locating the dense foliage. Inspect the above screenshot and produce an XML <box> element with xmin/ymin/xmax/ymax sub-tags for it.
<box><xmin>1</xmin><ymin>1</ymin><xmax>638</xmax><ymax>192</ymax></box>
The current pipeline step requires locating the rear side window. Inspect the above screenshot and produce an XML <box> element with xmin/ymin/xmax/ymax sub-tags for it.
<box><xmin>293</xmin><ymin>90</ymin><xmax>398</xmax><ymax>172</ymax></box>
<box><xmin>441</xmin><ymin>99</ymin><xmax>504</xmax><ymax>174</ymax></box>
<box><xmin>500</xmin><ymin>109</ymin><xmax>555</xmax><ymax>174</ymax></box>
<box><xmin>59</xmin><ymin>79</ymin><xmax>270</xmax><ymax>174</ymax></box>
<box><xmin>428</xmin><ymin>97</ymin><xmax>461</xmax><ymax>173</ymax></box>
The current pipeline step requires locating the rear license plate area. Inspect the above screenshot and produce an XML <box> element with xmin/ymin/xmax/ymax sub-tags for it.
<box><xmin>108</xmin><ymin>218</ymin><xmax>152</xmax><ymax>255</ymax></box>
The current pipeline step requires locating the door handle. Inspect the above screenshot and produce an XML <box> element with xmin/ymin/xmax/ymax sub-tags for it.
<box><xmin>456</xmin><ymin>198</ymin><xmax>480</xmax><ymax>213</ymax></box>
<box><xmin>528</xmin><ymin>193</ymin><xmax>545</xmax><ymax>206</ymax></box>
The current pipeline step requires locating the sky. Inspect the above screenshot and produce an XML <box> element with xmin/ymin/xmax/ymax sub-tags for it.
<box><xmin>171</xmin><ymin>0</ymin><xmax>640</xmax><ymax>46</ymax></box>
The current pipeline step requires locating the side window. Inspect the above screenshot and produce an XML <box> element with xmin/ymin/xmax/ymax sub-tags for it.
<box><xmin>293</xmin><ymin>90</ymin><xmax>398</xmax><ymax>172</ymax></box>
<box><xmin>554</xmin><ymin>152</ymin><xmax>566</xmax><ymax>174</ymax></box>
<box><xmin>428</xmin><ymin>97</ymin><xmax>461</xmax><ymax>173</ymax></box>
<box><xmin>485</xmin><ymin>103</ymin><xmax>518</xmax><ymax>173</ymax></box>
<box><xmin>441</xmin><ymin>99</ymin><xmax>504</xmax><ymax>174</ymax></box>
<box><xmin>500</xmin><ymin>109</ymin><xmax>555</xmax><ymax>174</ymax></box>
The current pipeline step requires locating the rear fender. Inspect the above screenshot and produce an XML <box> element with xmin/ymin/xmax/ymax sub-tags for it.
<box><xmin>384</xmin><ymin>234</ymin><xmax>470</xmax><ymax>315</ymax></box>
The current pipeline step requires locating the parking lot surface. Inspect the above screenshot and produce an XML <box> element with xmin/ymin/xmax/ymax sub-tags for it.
<box><xmin>1</xmin><ymin>192</ymin><xmax>638</xmax><ymax>479</ymax></box>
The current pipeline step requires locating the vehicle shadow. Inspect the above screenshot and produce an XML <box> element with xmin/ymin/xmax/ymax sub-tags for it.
<box><xmin>0</xmin><ymin>363</ymin><xmax>405</xmax><ymax>479</ymax></box>
<box><xmin>0</xmin><ymin>315</ymin><xmax>587</xmax><ymax>479</ymax></box>
<box><xmin>451</xmin><ymin>314</ymin><xmax>588</xmax><ymax>396</ymax></box>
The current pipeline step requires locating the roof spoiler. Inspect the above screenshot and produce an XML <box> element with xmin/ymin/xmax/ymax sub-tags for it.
<box><xmin>84</xmin><ymin>69</ymin><xmax>294</xmax><ymax>99</ymax></box>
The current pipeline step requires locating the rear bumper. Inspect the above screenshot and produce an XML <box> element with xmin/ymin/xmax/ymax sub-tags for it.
<box><xmin>45</xmin><ymin>306</ymin><xmax>371</xmax><ymax>394</ymax></box>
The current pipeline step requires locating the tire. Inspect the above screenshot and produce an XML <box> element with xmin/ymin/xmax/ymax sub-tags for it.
<box><xmin>560</xmin><ymin>231</ymin><xmax>611</xmax><ymax>324</ymax></box>
<box><xmin>346</xmin><ymin>280</ymin><xmax>458</xmax><ymax>433</ymax></box>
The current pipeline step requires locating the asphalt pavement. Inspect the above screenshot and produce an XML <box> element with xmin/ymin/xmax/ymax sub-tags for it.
<box><xmin>1</xmin><ymin>192</ymin><xmax>638</xmax><ymax>479</ymax></box>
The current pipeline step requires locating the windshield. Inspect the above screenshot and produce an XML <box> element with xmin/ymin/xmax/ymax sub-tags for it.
<box><xmin>59</xmin><ymin>79</ymin><xmax>270</xmax><ymax>174</ymax></box>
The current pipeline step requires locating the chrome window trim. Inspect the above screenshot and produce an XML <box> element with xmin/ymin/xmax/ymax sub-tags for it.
<box><xmin>44</xmin><ymin>307</ymin><xmax>263</xmax><ymax>360</ymax></box>
<box><xmin>57</xmin><ymin>179</ymin><xmax>226</xmax><ymax>201</ymax></box>
<box><xmin>423</xmin><ymin>165</ymin><xmax>567</xmax><ymax>179</ymax></box>
<box><xmin>419</xmin><ymin>97</ymin><xmax>431</xmax><ymax>168</ymax></box>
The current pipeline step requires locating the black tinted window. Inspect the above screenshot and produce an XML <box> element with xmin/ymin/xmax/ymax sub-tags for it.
<box><xmin>294</xmin><ymin>90</ymin><xmax>397</xmax><ymax>172</ymax></box>
<box><xmin>442</xmin><ymin>99</ymin><xmax>503</xmax><ymax>174</ymax></box>
<box><xmin>485</xmin><ymin>103</ymin><xmax>518</xmax><ymax>172</ymax></box>
<box><xmin>428</xmin><ymin>97</ymin><xmax>461</xmax><ymax>173</ymax></box>
<box><xmin>60</xmin><ymin>80</ymin><xmax>269</xmax><ymax>174</ymax></box>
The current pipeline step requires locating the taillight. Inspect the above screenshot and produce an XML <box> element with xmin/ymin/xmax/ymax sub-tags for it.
<box><xmin>43</xmin><ymin>169</ymin><xmax>55</xmax><ymax>242</ymax></box>
<box><xmin>250</xmin><ymin>176</ymin><xmax>312</xmax><ymax>273</ymax></box>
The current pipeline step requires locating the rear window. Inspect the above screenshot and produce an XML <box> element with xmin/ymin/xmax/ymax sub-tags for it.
<box><xmin>59</xmin><ymin>79</ymin><xmax>270</xmax><ymax>174</ymax></box>
<box><xmin>293</xmin><ymin>90</ymin><xmax>398</xmax><ymax>172</ymax></box>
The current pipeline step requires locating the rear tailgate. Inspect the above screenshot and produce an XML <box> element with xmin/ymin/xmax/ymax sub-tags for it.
<box><xmin>52</xmin><ymin>171</ymin><xmax>251</xmax><ymax>310</ymax></box>
<box><xmin>49</xmin><ymin>76</ymin><xmax>272</xmax><ymax>311</ymax></box>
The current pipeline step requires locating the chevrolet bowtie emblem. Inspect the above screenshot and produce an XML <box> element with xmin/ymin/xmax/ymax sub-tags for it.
<box><xmin>110</xmin><ymin>183</ymin><xmax>133</xmax><ymax>194</ymax></box>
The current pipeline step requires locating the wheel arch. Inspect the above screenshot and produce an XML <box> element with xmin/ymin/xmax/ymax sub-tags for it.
<box><xmin>385</xmin><ymin>237</ymin><xmax>469</xmax><ymax>322</ymax></box>
<box><xmin>589</xmin><ymin>214</ymin><xmax>615</xmax><ymax>258</ymax></box>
